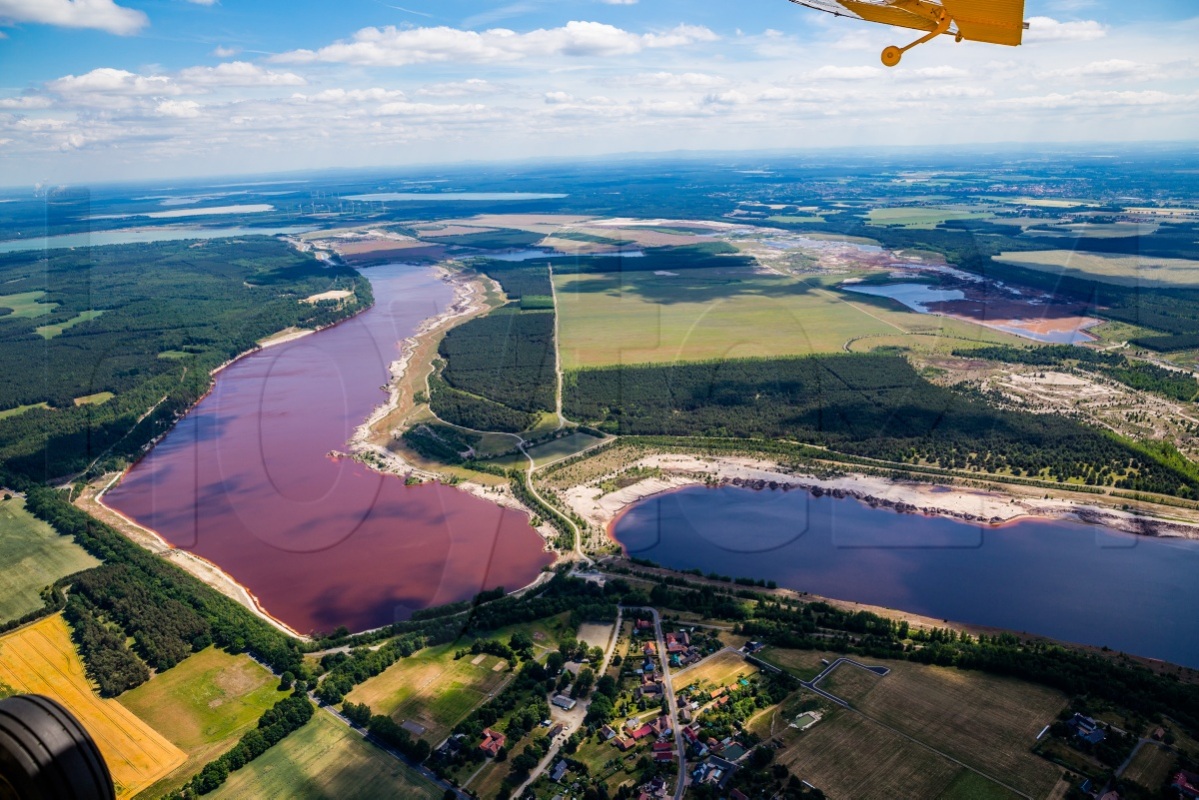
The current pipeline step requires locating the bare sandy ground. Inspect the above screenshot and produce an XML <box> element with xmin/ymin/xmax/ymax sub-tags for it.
<box><xmin>303</xmin><ymin>289</ymin><xmax>353</xmax><ymax>304</ymax></box>
<box><xmin>561</xmin><ymin>453</ymin><xmax>1199</xmax><ymax>542</ymax></box>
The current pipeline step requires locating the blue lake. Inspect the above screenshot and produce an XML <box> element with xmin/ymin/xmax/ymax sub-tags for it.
<box><xmin>611</xmin><ymin>485</ymin><xmax>1199</xmax><ymax>667</ymax></box>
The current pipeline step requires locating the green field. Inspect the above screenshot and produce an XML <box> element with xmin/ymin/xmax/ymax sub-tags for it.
<box><xmin>209</xmin><ymin>710</ymin><xmax>440</xmax><ymax>800</ymax></box>
<box><xmin>119</xmin><ymin>646</ymin><xmax>290</xmax><ymax>797</ymax></box>
<box><xmin>0</xmin><ymin>402</ymin><xmax>49</xmax><ymax>420</ymax></box>
<box><xmin>867</xmin><ymin>207</ymin><xmax>994</xmax><ymax>229</ymax></box>
<box><xmin>345</xmin><ymin>642</ymin><xmax>512</xmax><ymax>745</ymax></box>
<box><xmin>527</xmin><ymin>431</ymin><xmax>606</xmax><ymax>467</ymax></box>
<box><xmin>0</xmin><ymin>496</ymin><xmax>99</xmax><ymax>621</ymax></box>
<box><xmin>0</xmin><ymin>290</ymin><xmax>57</xmax><ymax>319</ymax></box>
<box><xmin>74</xmin><ymin>391</ymin><xmax>115</xmax><ymax>406</ymax></box>
<box><xmin>35</xmin><ymin>309</ymin><xmax>106</xmax><ymax>339</ymax></box>
<box><xmin>1122</xmin><ymin>743</ymin><xmax>1176</xmax><ymax>792</ymax></box>
<box><xmin>994</xmin><ymin>250</ymin><xmax>1199</xmax><ymax>287</ymax></box>
<box><xmin>555</xmin><ymin>265</ymin><xmax>1028</xmax><ymax>368</ymax></box>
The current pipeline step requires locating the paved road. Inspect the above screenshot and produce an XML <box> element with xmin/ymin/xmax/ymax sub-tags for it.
<box><xmin>627</xmin><ymin>606</ymin><xmax>688</xmax><ymax>800</ymax></box>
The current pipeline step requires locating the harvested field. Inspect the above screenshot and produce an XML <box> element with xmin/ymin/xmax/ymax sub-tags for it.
<box><xmin>0</xmin><ymin>615</ymin><xmax>186</xmax><ymax>799</ymax></box>
<box><xmin>867</xmin><ymin>207</ymin><xmax>994</xmax><ymax>229</ymax></box>
<box><xmin>1122</xmin><ymin>743</ymin><xmax>1176</xmax><ymax>791</ymax></box>
<box><xmin>210</xmin><ymin>710</ymin><xmax>439</xmax><ymax>800</ymax></box>
<box><xmin>817</xmin><ymin>658</ymin><xmax>1065</xmax><ymax>798</ymax></box>
<box><xmin>0</xmin><ymin>496</ymin><xmax>99</xmax><ymax>622</ymax></box>
<box><xmin>345</xmin><ymin>642</ymin><xmax>511</xmax><ymax>744</ymax></box>
<box><xmin>674</xmin><ymin>649</ymin><xmax>755</xmax><ymax>687</ymax></box>
<box><xmin>775</xmin><ymin>710</ymin><xmax>964</xmax><ymax>799</ymax></box>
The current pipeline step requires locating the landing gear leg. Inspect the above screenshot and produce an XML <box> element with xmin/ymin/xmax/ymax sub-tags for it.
<box><xmin>880</xmin><ymin>12</ymin><xmax>952</xmax><ymax>67</ymax></box>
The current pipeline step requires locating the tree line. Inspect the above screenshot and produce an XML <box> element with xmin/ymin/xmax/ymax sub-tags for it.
<box><xmin>563</xmin><ymin>353</ymin><xmax>1199</xmax><ymax>498</ymax></box>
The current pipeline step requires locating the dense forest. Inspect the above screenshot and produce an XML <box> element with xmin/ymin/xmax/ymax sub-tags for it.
<box><xmin>0</xmin><ymin>238</ymin><xmax>369</xmax><ymax>483</ymax></box>
<box><xmin>564</xmin><ymin>354</ymin><xmax>1199</xmax><ymax>497</ymax></box>
<box><xmin>430</xmin><ymin>304</ymin><xmax>556</xmax><ymax>432</ymax></box>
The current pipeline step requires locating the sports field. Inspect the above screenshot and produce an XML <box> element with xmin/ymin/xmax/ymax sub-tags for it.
<box><xmin>0</xmin><ymin>615</ymin><xmax>186</xmax><ymax>799</ymax></box>
<box><xmin>119</xmin><ymin>646</ymin><xmax>290</xmax><ymax>796</ymax></box>
<box><xmin>814</xmin><ymin>658</ymin><xmax>1066</xmax><ymax>798</ymax></box>
<box><xmin>0</xmin><ymin>496</ymin><xmax>99</xmax><ymax>621</ymax></box>
<box><xmin>867</xmin><ymin>207</ymin><xmax>994</xmax><ymax>229</ymax></box>
<box><xmin>345</xmin><ymin>641</ymin><xmax>511</xmax><ymax>744</ymax></box>
<box><xmin>210</xmin><ymin>710</ymin><xmax>440</xmax><ymax>800</ymax></box>
<box><xmin>994</xmin><ymin>250</ymin><xmax>1199</xmax><ymax>287</ymax></box>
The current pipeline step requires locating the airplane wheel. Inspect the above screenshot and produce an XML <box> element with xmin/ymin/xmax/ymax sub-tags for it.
<box><xmin>881</xmin><ymin>46</ymin><xmax>902</xmax><ymax>67</ymax></box>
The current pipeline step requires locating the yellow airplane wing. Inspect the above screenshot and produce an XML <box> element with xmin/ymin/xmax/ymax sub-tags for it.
<box><xmin>941</xmin><ymin>0</ymin><xmax>1026</xmax><ymax>45</ymax></box>
<box><xmin>835</xmin><ymin>0</ymin><xmax>940</xmax><ymax>33</ymax></box>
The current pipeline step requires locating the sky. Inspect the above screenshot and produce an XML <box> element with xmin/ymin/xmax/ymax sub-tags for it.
<box><xmin>0</xmin><ymin>0</ymin><xmax>1197</xmax><ymax>186</ymax></box>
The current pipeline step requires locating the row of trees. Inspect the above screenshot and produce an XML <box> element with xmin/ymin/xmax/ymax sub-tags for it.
<box><xmin>169</xmin><ymin>693</ymin><xmax>314</xmax><ymax>797</ymax></box>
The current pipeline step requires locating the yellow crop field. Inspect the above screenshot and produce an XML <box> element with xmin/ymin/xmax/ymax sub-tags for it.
<box><xmin>0</xmin><ymin>615</ymin><xmax>185</xmax><ymax>799</ymax></box>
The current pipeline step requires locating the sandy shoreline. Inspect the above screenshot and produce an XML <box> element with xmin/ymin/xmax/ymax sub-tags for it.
<box><xmin>83</xmin><ymin>476</ymin><xmax>306</xmax><ymax>640</ymax></box>
<box><xmin>559</xmin><ymin>453</ymin><xmax>1199</xmax><ymax>543</ymax></box>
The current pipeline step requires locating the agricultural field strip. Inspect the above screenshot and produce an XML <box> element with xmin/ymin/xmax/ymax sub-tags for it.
<box><xmin>0</xmin><ymin>617</ymin><xmax>185</xmax><ymax>798</ymax></box>
<box><xmin>784</xmin><ymin>658</ymin><xmax>1045</xmax><ymax>800</ymax></box>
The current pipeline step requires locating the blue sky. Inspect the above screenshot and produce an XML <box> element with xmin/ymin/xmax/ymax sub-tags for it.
<box><xmin>1</xmin><ymin>0</ymin><xmax>1197</xmax><ymax>185</ymax></box>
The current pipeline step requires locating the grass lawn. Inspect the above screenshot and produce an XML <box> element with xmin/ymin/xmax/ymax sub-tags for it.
<box><xmin>210</xmin><ymin>710</ymin><xmax>440</xmax><ymax>800</ymax></box>
<box><xmin>0</xmin><ymin>496</ymin><xmax>100</xmax><ymax>622</ymax></box>
<box><xmin>993</xmin><ymin>250</ymin><xmax>1199</xmax><ymax>288</ymax></box>
<box><xmin>35</xmin><ymin>309</ymin><xmax>105</xmax><ymax>338</ymax></box>
<box><xmin>937</xmin><ymin>770</ymin><xmax>1024</xmax><ymax>800</ymax></box>
<box><xmin>867</xmin><ymin>207</ymin><xmax>995</xmax><ymax>229</ymax></box>
<box><xmin>0</xmin><ymin>290</ymin><xmax>57</xmax><ymax>318</ymax></box>
<box><xmin>814</xmin><ymin>657</ymin><xmax>1066</xmax><ymax>798</ymax></box>
<box><xmin>1122</xmin><ymin>743</ymin><xmax>1177</xmax><ymax>791</ymax></box>
<box><xmin>345</xmin><ymin>642</ymin><xmax>512</xmax><ymax>745</ymax></box>
<box><xmin>0</xmin><ymin>615</ymin><xmax>186</xmax><ymax>799</ymax></box>
<box><xmin>673</xmin><ymin>649</ymin><xmax>756</xmax><ymax>689</ymax></box>
<box><xmin>119</xmin><ymin>646</ymin><xmax>290</xmax><ymax>798</ymax></box>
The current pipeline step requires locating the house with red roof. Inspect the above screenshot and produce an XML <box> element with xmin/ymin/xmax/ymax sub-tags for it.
<box><xmin>479</xmin><ymin>728</ymin><xmax>506</xmax><ymax>757</ymax></box>
<box><xmin>631</xmin><ymin>723</ymin><xmax>655</xmax><ymax>740</ymax></box>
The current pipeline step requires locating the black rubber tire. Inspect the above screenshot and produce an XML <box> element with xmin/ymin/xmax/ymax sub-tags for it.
<box><xmin>0</xmin><ymin>695</ymin><xmax>114</xmax><ymax>800</ymax></box>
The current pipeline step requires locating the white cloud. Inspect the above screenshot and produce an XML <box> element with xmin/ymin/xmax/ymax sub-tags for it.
<box><xmin>995</xmin><ymin>89</ymin><xmax>1194</xmax><ymax>110</ymax></box>
<box><xmin>1024</xmin><ymin>17</ymin><xmax>1106</xmax><ymax>43</ymax></box>
<box><xmin>179</xmin><ymin>62</ymin><xmax>306</xmax><ymax>87</ymax></box>
<box><xmin>0</xmin><ymin>96</ymin><xmax>53</xmax><ymax>109</ymax></box>
<box><xmin>809</xmin><ymin>65</ymin><xmax>882</xmax><ymax>81</ymax></box>
<box><xmin>157</xmin><ymin>99</ymin><xmax>201</xmax><ymax>118</ymax></box>
<box><xmin>1046</xmin><ymin>59</ymin><xmax>1161</xmax><ymax>82</ymax></box>
<box><xmin>48</xmin><ymin>68</ymin><xmax>177</xmax><ymax>97</ymax></box>
<box><xmin>628</xmin><ymin>72</ymin><xmax>728</xmax><ymax>90</ymax></box>
<box><xmin>212</xmin><ymin>45</ymin><xmax>240</xmax><ymax>58</ymax></box>
<box><xmin>417</xmin><ymin>79</ymin><xmax>496</xmax><ymax>97</ymax></box>
<box><xmin>273</xmin><ymin>21</ymin><xmax>718</xmax><ymax>67</ymax></box>
<box><xmin>293</xmin><ymin>87</ymin><xmax>408</xmax><ymax>105</ymax></box>
<box><xmin>544</xmin><ymin>91</ymin><xmax>572</xmax><ymax>104</ymax></box>
<box><xmin>0</xmin><ymin>0</ymin><xmax>146</xmax><ymax>35</ymax></box>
